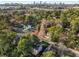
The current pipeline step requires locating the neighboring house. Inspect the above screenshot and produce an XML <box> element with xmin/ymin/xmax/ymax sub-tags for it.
<box><xmin>32</xmin><ymin>44</ymin><xmax>43</xmax><ymax>55</ymax></box>
<box><xmin>32</xmin><ymin>42</ymin><xmax>48</xmax><ymax>56</ymax></box>
<box><xmin>12</xmin><ymin>27</ymin><xmax>24</xmax><ymax>33</ymax></box>
<box><xmin>23</xmin><ymin>25</ymin><xmax>31</xmax><ymax>32</ymax></box>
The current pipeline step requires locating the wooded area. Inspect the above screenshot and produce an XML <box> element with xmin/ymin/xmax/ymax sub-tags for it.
<box><xmin>0</xmin><ymin>3</ymin><xmax>79</xmax><ymax>57</ymax></box>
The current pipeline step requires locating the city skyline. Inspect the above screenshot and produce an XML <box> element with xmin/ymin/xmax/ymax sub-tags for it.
<box><xmin>0</xmin><ymin>0</ymin><xmax>79</xmax><ymax>4</ymax></box>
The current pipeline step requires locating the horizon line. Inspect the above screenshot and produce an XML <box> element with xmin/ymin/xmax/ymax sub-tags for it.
<box><xmin>1</xmin><ymin>1</ymin><xmax>79</xmax><ymax>4</ymax></box>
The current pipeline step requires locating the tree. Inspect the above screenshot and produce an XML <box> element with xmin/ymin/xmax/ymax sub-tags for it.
<box><xmin>17</xmin><ymin>34</ymin><xmax>40</xmax><ymax>57</ymax></box>
<box><xmin>70</xmin><ymin>19</ymin><xmax>79</xmax><ymax>34</ymax></box>
<box><xmin>41</xmin><ymin>51</ymin><xmax>55</xmax><ymax>57</ymax></box>
<box><xmin>48</xmin><ymin>25</ymin><xmax>63</xmax><ymax>42</ymax></box>
<box><xmin>0</xmin><ymin>31</ymin><xmax>16</xmax><ymax>56</ymax></box>
<box><xmin>60</xmin><ymin>12</ymin><xmax>70</xmax><ymax>28</ymax></box>
<box><xmin>17</xmin><ymin>34</ymin><xmax>32</xmax><ymax>56</ymax></box>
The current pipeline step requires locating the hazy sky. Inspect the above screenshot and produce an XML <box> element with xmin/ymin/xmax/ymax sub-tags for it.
<box><xmin>0</xmin><ymin>0</ymin><xmax>78</xmax><ymax>1</ymax></box>
<box><xmin>0</xmin><ymin>0</ymin><xmax>79</xmax><ymax>4</ymax></box>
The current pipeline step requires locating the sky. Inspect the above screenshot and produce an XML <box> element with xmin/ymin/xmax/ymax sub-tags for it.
<box><xmin>0</xmin><ymin>0</ymin><xmax>79</xmax><ymax>4</ymax></box>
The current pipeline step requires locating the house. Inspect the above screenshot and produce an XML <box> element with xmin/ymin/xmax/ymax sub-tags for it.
<box><xmin>32</xmin><ymin>42</ymin><xmax>48</xmax><ymax>55</ymax></box>
<box><xmin>32</xmin><ymin>44</ymin><xmax>43</xmax><ymax>55</ymax></box>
